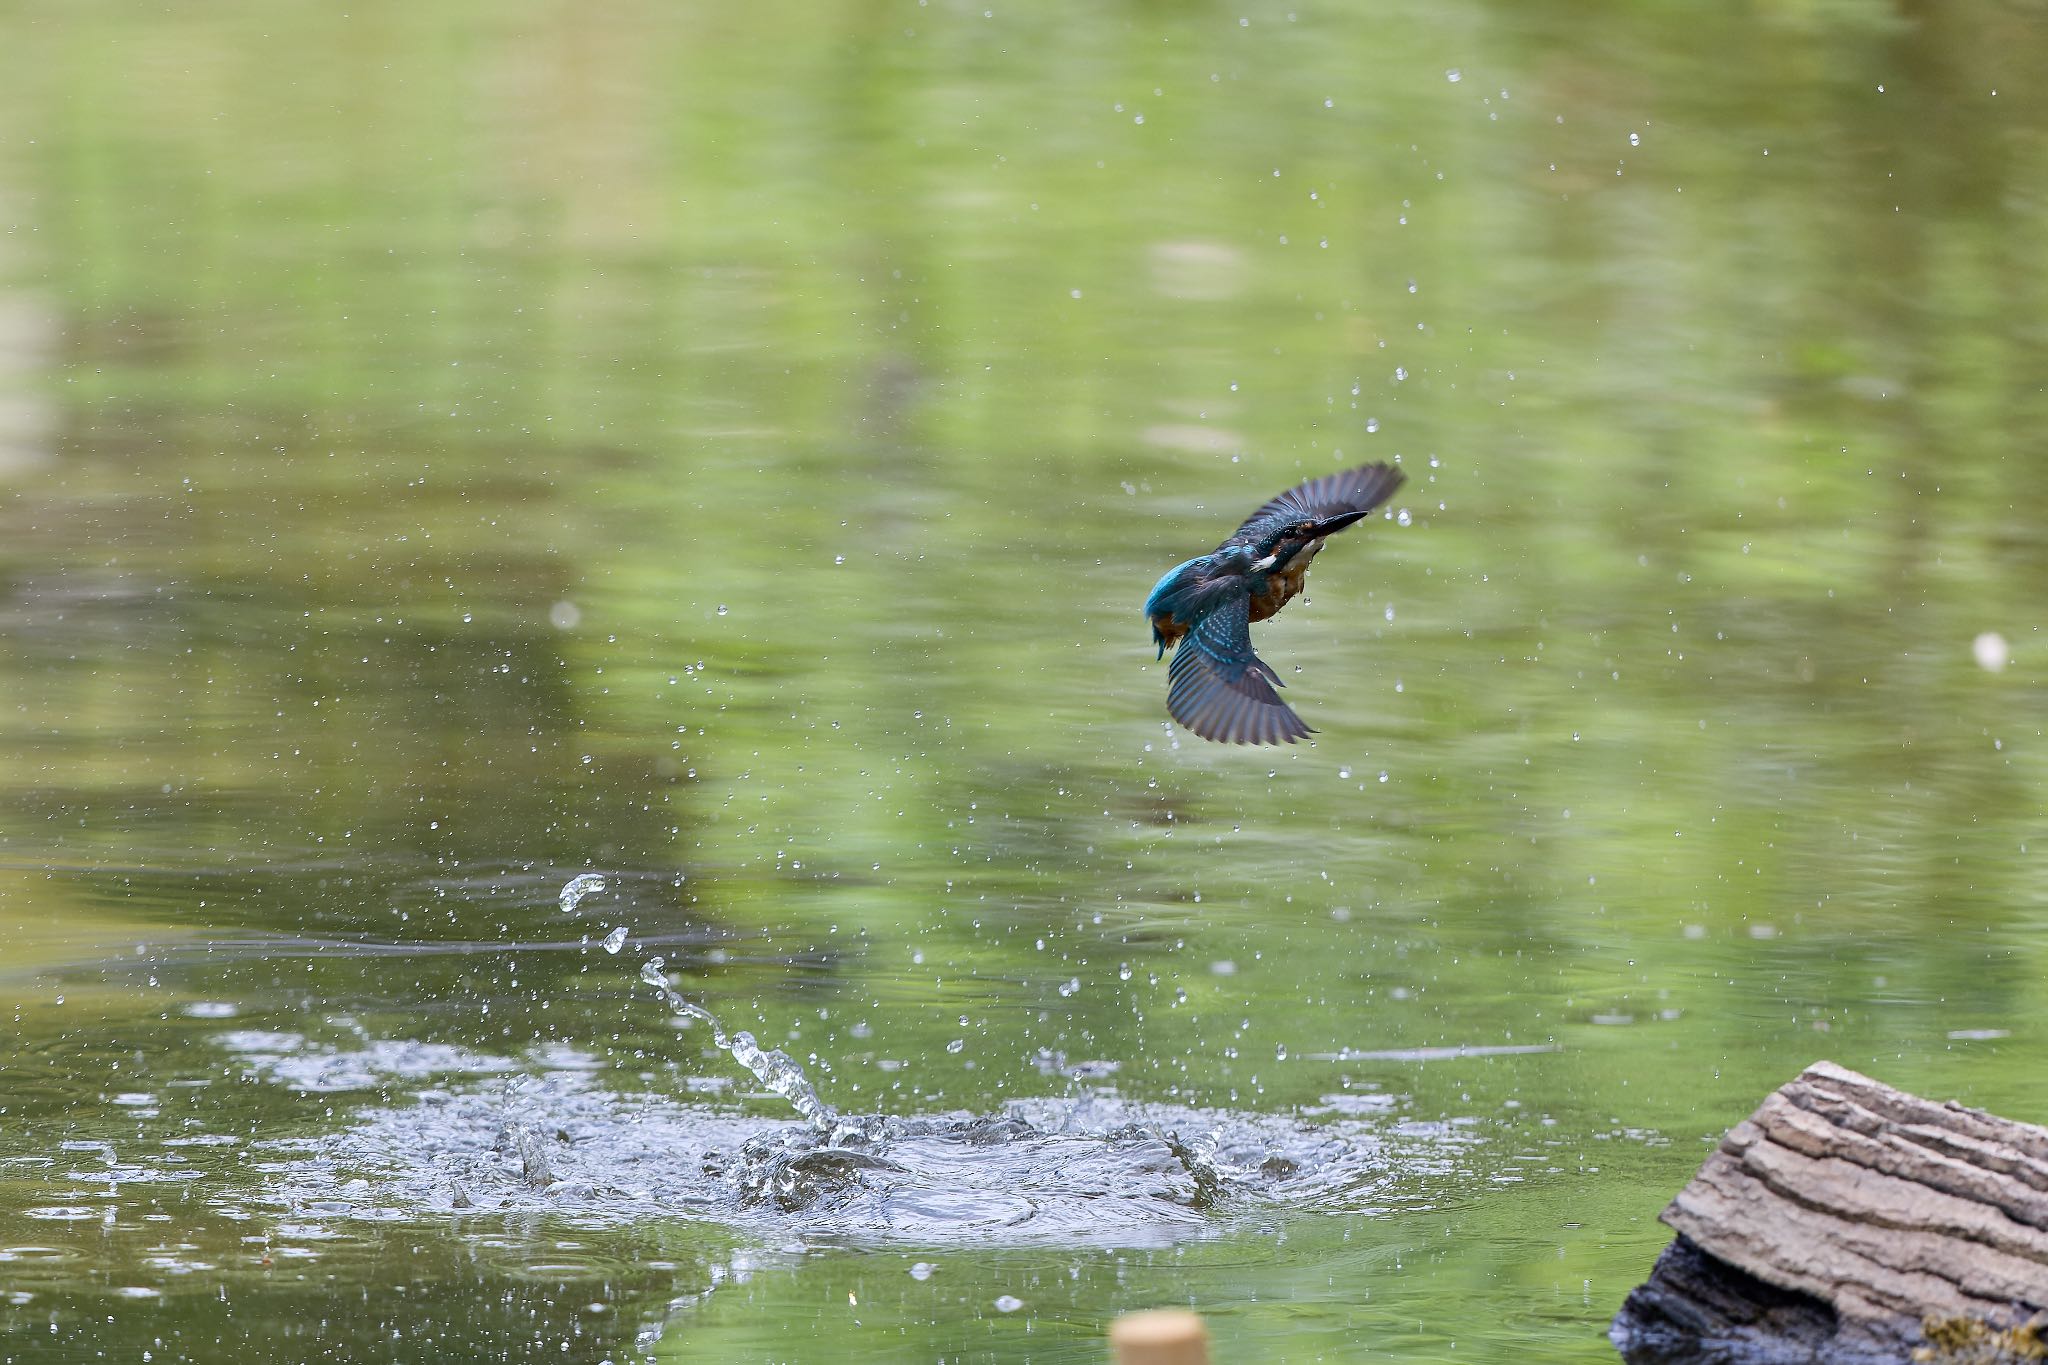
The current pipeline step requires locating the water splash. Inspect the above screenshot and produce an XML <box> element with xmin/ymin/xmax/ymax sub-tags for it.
<box><xmin>640</xmin><ymin>958</ymin><xmax>834</xmax><ymax>1130</ymax></box>
<box><xmin>557</xmin><ymin>873</ymin><xmax>607</xmax><ymax>914</ymax></box>
<box><xmin>237</xmin><ymin>1056</ymin><xmax>1463</xmax><ymax>1247</ymax></box>
<box><xmin>601</xmin><ymin>926</ymin><xmax>628</xmax><ymax>955</ymax></box>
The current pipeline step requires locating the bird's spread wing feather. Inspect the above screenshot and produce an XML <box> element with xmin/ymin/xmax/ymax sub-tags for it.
<box><xmin>1231</xmin><ymin>462</ymin><xmax>1404</xmax><ymax>544</ymax></box>
<box><xmin>1164</xmin><ymin>594</ymin><xmax>1311</xmax><ymax>745</ymax></box>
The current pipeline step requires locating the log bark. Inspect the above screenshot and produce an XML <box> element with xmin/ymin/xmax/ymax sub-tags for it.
<box><xmin>1610</xmin><ymin>1061</ymin><xmax>2048</xmax><ymax>1363</ymax></box>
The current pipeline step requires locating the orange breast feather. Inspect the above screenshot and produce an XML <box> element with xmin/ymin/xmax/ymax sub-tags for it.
<box><xmin>1248</xmin><ymin>562</ymin><xmax>1308</xmax><ymax>624</ymax></box>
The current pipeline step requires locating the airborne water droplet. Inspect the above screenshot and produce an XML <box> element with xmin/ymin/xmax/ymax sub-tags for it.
<box><xmin>602</xmin><ymin>926</ymin><xmax>628</xmax><ymax>954</ymax></box>
<box><xmin>558</xmin><ymin>873</ymin><xmax>607</xmax><ymax>914</ymax></box>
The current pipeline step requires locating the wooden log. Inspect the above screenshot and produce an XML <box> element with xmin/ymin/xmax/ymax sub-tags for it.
<box><xmin>1611</xmin><ymin>1061</ymin><xmax>2048</xmax><ymax>1363</ymax></box>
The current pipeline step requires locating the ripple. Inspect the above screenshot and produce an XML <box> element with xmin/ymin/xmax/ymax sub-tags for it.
<box><xmin>218</xmin><ymin>1031</ymin><xmax>516</xmax><ymax>1092</ymax></box>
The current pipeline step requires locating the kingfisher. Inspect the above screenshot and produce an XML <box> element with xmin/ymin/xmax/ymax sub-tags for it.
<box><xmin>1144</xmin><ymin>462</ymin><xmax>1404</xmax><ymax>745</ymax></box>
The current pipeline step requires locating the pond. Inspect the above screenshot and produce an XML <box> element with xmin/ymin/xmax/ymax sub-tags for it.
<box><xmin>2</xmin><ymin>2</ymin><xmax>2045</xmax><ymax>1361</ymax></box>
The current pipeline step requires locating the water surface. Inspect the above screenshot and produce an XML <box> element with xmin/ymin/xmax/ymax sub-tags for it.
<box><xmin>2</xmin><ymin>1</ymin><xmax>2046</xmax><ymax>1360</ymax></box>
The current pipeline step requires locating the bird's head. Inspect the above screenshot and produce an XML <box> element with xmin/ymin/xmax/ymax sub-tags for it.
<box><xmin>1253</xmin><ymin>509</ymin><xmax>1372</xmax><ymax>569</ymax></box>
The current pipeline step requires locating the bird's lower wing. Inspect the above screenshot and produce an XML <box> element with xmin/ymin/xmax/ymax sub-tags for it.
<box><xmin>1165</xmin><ymin>596</ymin><xmax>1311</xmax><ymax>745</ymax></box>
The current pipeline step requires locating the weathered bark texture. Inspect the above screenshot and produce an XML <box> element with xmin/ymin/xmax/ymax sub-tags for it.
<box><xmin>1611</xmin><ymin>1060</ymin><xmax>2048</xmax><ymax>1364</ymax></box>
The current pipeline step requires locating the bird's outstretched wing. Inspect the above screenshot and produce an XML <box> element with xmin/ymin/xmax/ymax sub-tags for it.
<box><xmin>1165</xmin><ymin>594</ymin><xmax>1311</xmax><ymax>745</ymax></box>
<box><xmin>1231</xmin><ymin>462</ymin><xmax>1404</xmax><ymax>544</ymax></box>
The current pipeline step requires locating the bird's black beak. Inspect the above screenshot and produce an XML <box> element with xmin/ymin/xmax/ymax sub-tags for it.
<box><xmin>1314</xmin><ymin>509</ymin><xmax>1371</xmax><ymax>535</ymax></box>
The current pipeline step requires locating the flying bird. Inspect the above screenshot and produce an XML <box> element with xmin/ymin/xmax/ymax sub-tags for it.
<box><xmin>1143</xmin><ymin>462</ymin><xmax>1404</xmax><ymax>745</ymax></box>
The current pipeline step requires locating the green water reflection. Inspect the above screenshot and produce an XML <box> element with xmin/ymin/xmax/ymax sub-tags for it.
<box><xmin>2</xmin><ymin>0</ymin><xmax>2046</xmax><ymax>1360</ymax></box>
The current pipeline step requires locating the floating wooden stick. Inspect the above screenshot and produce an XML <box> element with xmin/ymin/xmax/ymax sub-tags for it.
<box><xmin>1612</xmin><ymin>1060</ymin><xmax>2048</xmax><ymax>1363</ymax></box>
<box><xmin>1110</xmin><ymin>1308</ymin><xmax>1211</xmax><ymax>1365</ymax></box>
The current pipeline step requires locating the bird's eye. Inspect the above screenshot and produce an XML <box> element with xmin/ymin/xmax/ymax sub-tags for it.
<box><xmin>1295</xmin><ymin>521</ymin><xmax>1315</xmax><ymax>536</ymax></box>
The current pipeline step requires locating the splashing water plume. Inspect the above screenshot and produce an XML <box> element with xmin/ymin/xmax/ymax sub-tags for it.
<box><xmin>640</xmin><ymin>957</ymin><xmax>835</xmax><ymax>1130</ymax></box>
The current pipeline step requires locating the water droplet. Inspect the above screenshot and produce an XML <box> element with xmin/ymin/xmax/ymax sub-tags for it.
<box><xmin>715</xmin><ymin>604</ymin><xmax>729</xmax><ymax>616</ymax></box>
<box><xmin>910</xmin><ymin>1262</ymin><xmax>935</xmax><ymax>1281</ymax></box>
<box><xmin>1396</xmin><ymin>508</ymin><xmax>1412</xmax><ymax>527</ymax></box>
<box><xmin>1365</xmin><ymin>417</ymin><xmax>1379</xmax><ymax>432</ymax></box>
<box><xmin>602</xmin><ymin>926</ymin><xmax>628</xmax><ymax>955</ymax></box>
<box><xmin>994</xmin><ymin>1295</ymin><xmax>1025</xmax><ymax>1313</ymax></box>
<box><xmin>1445</xmin><ymin>68</ymin><xmax>1462</xmax><ymax>82</ymax></box>
<box><xmin>946</xmin><ymin>1038</ymin><xmax>966</xmax><ymax>1054</ymax></box>
<box><xmin>1629</xmin><ymin>131</ymin><xmax>1640</xmax><ymax>146</ymax></box>
<box><xmin>558</xmin><ymin>873</ymin><xmax>607</xmax><ymax>914</ymax></box>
